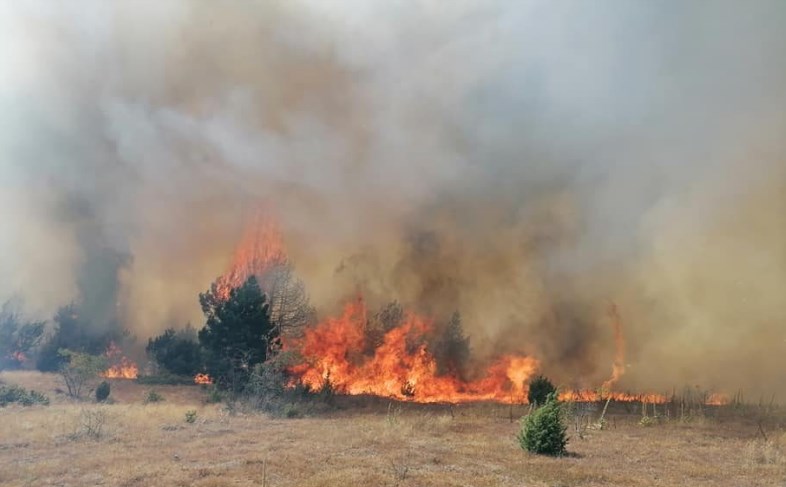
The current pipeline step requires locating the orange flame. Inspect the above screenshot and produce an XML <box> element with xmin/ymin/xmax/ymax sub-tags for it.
<box><xmin>101</xmin><ymin>341</ymin><xmax>139</xmax><ymax>379</ymax></box>
<box><xmin>194</xmin><ymin>373</ymin><xmax>213</xmax><ymax>385</ymax></box>
<box><xmin>290</xmin><ymin>299</ymin><xmax>540</xmax><ymax>404</ymax></box>
<box><xmin>214</xmin><ymin>210</ymin><xmax>287</xmax><ymax>300</ymax></box>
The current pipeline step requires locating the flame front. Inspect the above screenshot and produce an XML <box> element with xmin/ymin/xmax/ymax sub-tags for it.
<box><xmin>558</xmin><ymin>390</ymin><xmax>669</xmax><ymax>404</ymax></box>
<box><xmin>290</xmin><ymin>299</ymin><xmax>540</xmax><ymax>404</ymax></box>
<box><xmin>101</xmin><ymin>341</ymin><xmax>139</xmax><ymax>379</ymax></box>
<box><xmin>213</xmin><ymin>210</ymin><xmax>728</xmax><ymax>405</ymax></box>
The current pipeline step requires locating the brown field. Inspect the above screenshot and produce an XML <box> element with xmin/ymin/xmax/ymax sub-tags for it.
<box><xmin>0</xmin><ymin>371</ymin><xmax>784</xmax><ymax>487</ymax></box>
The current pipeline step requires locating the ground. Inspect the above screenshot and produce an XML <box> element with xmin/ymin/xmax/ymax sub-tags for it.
<box><xmin>0</xmin><ymin>371</ymin><xmax>784</xmax><ymax>487</ymax></box>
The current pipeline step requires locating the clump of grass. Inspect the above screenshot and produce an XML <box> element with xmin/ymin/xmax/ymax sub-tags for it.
<box><xmin>283</xmin><ymin>404</ymin><xmax>301</xmax><ymax>419</ymax></box>
<box><xmin>390</xmin><ymin>459</ymin><xmax>410</xmax><ymax>483</ymax></box>
<box><xmin>143</xmin><ymin>389</ymin><xmax>164</xmax><ymax>404</ymax></box>
<box><xmin>136</xmin><ymin>373</ymin><xmax>195</xmax><ymax>386</ymax></box>
<box><xmin>184</xmin><ymin>410</ymin><xmax>198</xmax><ymax>424</ymax></box>
<box><xmin>743</xmin><ymin>440</ymin><xmax>784</xmax><ymax>466</ymax></box>
<box><xmin>386</xmin><ymin>403</ymin><xmax>402</xmax><ymax>427</ymax></box>
<box><xmin>70</xmin><ymin>408</ymin><xmax>108</xmax><ymax>440</ymax></box>
<box><xmin>639</xmin><ymin>401</ymin><xmax>663</xmax><ymax>427</ymax></box>
<box><xmin>639</xmin><ymin>415</ymin><xmax>656</xmax><ymax>427</ymax></box>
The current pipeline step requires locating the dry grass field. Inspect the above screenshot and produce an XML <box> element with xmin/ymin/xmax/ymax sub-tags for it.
<box><xmin>0</xmin><ymin>371</ymin><xmax>784</xmax><ymax>487</ymax></box>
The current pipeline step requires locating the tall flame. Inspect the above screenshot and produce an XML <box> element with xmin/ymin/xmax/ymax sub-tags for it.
<box><xmin>290</xmin><ymin>299</ymin><xmax>540</xmax><ymax>404</ymax></box>
<box><xmin>214</xmin><ymin>210</ymin><xmax>287</xmax><ymax>300</ymax></box>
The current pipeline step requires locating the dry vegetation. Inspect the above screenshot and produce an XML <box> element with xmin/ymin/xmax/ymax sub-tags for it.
<box><xmin>0</xmin><ymin>372</ymin><xmax>784</xmax><ymax>487</ymax></box>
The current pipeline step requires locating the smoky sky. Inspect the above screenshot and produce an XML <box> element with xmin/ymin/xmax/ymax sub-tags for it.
<box><xmin>1</xmin><ymin>1</ymin><xmax>785</xmax><ymax>395</ymax></box>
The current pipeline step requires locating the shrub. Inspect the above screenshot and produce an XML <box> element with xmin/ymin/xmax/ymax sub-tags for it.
<box><xmin>185</xmin><ymin>410</ymin><xmax>198</xmax><ymax>423</ymax></box>
<box><xmin>146</xmin><ymin>327</ymin><xmax>204</xmax><ymax>377</ymax></box>
<box><xmin>143</xmin><ymin>389</ymin><xmax>164</xmax><ymax>404</ymax></box>
<box><xmin>241</xmin><ymin>352</ymin><xmax>332</xmax><ymax>417</ymax></box>
<box><xmin>95</xmin><ymin>381</ymin><xmax>111</xmax><ymax>402</ymax></box>
<box><xmin>283</xmin><ymin>404</ymin><xmax>301</xmax><ymax>418</ymax></box>
<box><xmin>528</xmin><ymin>375</ymin><xmax>557</xmax><ymax>407</ymax></box>
<box><xmin>58</xmin><ymin>350</ymin><xmax>108</xmax><ymax>399</ymax></box>
<box><xmin>0</xmin><ymin>385</ymin><xmax>50</xmax><ymax>406</ymax></box>
<box><xmin>243</xmin><ymin>352</ymin><xmax>297</xmax><ymax>409</ymax></box>
<box><xmin>75</xmin><ymin>408</ymin><xmax>107</xmax><ymax>440</ymax></box>
<box><xmin>518</xmin><ymin>393</ymin><xmax>567</xmax><ymax>456</ymax></box>
<box><xmin>205</xmin><ymin>387</ymin><xmax>223</xmax><ymax>404</ymax></box>
<box><xmin>26</xmin><ymin>390</ymin><xmax>50</xmax><ymax>406</ymax></box>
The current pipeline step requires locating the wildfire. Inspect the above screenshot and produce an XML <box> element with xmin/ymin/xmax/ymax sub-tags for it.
<box><xmin>290</xmin><ymin>299</ymin><xmax>540</xmax><ymax>404</ymax></box>
<box><xmin>194</xmin><ymin>373</ymin><xmax>213</xmax><ymax>385</ymax></box>
<box><xmin>101</xmin><ymin>341</ymin><xmax>139</xmax><ymax>379</ymax></box>
<box><xmin>214</xmin><ymin>210</ymin><xmax>287</xmax><ymax>300</ymax></box>
<box><xmin>213</xmin><ymin>210</ymin><xmax>726</xmax><ymax>406</ymax></box>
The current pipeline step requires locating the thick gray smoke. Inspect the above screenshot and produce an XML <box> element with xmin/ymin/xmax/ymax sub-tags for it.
<box><xmin>1</xmin><ymin>1</ymin><xmax>785</xmax><ymax>395</ymax></box>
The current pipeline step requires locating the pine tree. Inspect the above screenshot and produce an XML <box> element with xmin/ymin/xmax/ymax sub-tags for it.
<box><xmin>146</xmin><ymin>327</ymin><xmax>204</xmax><ymax>376</ymax></box>
<box><xmin>527</xmin><ymin>375</ymin><xmax>557</xmax><ymax>407</ymax></box>
<box><xmin>518</xmin><ymin>392</ymin><xmax>568</xmax><ymax>456</ymax></box>
<box><xmin>198</xmin><ymin>276</ymin><xmax>277</xmax><ymax>391</ymax></box>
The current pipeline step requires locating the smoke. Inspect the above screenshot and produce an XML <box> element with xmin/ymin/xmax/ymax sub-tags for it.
<box><xmin>1</xmin><ymin>1</ymin><xmax>785</xmax><ymax>394</ymax></box>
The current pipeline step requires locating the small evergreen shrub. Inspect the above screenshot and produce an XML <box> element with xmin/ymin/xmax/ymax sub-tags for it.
<box><xmin>184</xmin><ymin>410</ymin><xmax>198</xmax><ymax>423</ymax></box>
<box><xmin>95</xmin><ymin>381</ymin><xmax>111</xmax><ymax>402</ymax></box>
<box><xmin>527</xmin><ymin>375</ymin><xmax>557</xmax><ymax>406</ymax></box>
<box><xmin>143</xmin><ymin>389</ymin><xmax>164</xmax><ymax>404</ymax></box>
<box><xmin>518</xmin><ymin>393</ymin><xmax>568</xmax><ymax>456</ymax></box>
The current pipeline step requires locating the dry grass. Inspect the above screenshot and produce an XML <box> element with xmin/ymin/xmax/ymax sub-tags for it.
<box><xmin>0</xmin><ymin>372</ymin><xmax>784</xmax><ymax>486</ymax></box>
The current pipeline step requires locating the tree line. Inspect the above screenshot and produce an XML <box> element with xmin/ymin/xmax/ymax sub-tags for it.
<box><xmin>1</xmin><ymin>267</ymin><xmax>473</xmax><ymax>398</ymax></box>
